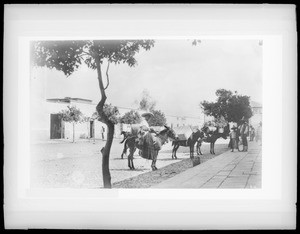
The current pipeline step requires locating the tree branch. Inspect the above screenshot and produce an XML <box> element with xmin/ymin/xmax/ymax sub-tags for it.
<box><xmin>94</xmin><ymin>55</ymin><xmax>110</xmax><ymax>125</ymax></box>
<box><xmin>104</xmin><ymin>62</ymin><xmax>110</xmax><ymax>90</ymax></box>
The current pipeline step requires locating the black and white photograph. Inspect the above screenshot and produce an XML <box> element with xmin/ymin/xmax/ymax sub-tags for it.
<box><xmin>4</xmin><ymin>4</ymin><xmax>297</xmax><ymax>230</ymax></box>
<box><xmin>29</xmin><ymin>39</ymin><xmax>263</xmax><ymax>189</ymax></box>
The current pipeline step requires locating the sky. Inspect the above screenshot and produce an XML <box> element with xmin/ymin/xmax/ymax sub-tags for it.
<box><xmin>39</xmin><ymin>39</ymin><xmax>262</xmax><ymax>118</ymax></box>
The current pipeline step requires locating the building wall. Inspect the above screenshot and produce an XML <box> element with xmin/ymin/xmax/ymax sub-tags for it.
<box><xmin>249</xmin><ymin>107</ymin><xmax>262</xmax><ymax>129</ymax></box>
<box><xmin>30</xmin><ymin>98</ymin><xmax>125</xmax><ymax>142</ymax></box>
<box><xmin>166</xmin><ymin>115</ymin><xmax>204</xmax><ymax>129</ymax></box>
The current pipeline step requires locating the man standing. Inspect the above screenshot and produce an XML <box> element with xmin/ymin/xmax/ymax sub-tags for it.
<box><xmin>240</xmin><ymin>118</ymin><xmax>249</xmax><ymax>152</ymax></box>
<box><xmin>249</xmin><ymin>125</ymin><xmax>255</xmax><ymax>141</ymax></box>
<box><xmin>229</xmin><ymin>126</ymin><xmax>238</xmax><ymax>152</ymax></box>
<box><xmin>256</xmin><ymin>121</ymin><xmax>262</xmax><ymax>145</ymax></box>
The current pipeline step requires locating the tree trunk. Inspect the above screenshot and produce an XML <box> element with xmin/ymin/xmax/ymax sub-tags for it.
<box><xmin>101</xmin><ymin>123</ymin><xmax>114</xmax><ymax>188</ymax></box>
<box><xmin>94</xmin><ymin>55</ymin><xmax>113</xmax><ymax>188</ymax></box>
<box><xmin>72</xmin><ymin>122</ymin><xmax>75</xmax><ymax>143</ymax></box>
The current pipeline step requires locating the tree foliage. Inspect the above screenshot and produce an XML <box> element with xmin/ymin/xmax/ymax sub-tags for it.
<box><xmin>92</xmin><ymin>104</ymin><xmax>120</xmax><ymax>124</ymax></box>
<box><xmin>148</xmin><ymin>110</ymin><xmax>167</xmax><ymax>127</ymax></box>
<box><xmin>135</xmin><ymin>90</ymin><xmax>167</xmax><ymax>126</ymax></box>
<box><xmin>192</xmin><ymin>39</ymin><xmax>202</xmax><ymax>46</ymax></box>
<box><xmin>59</xmin><ymin>105</ymin><xmax>86</xmax><ymax>143</ymax></box>
<box><xmin>200</xmin><ymin>89</ymin><xmax>253</xmax><ymax>123</ymax></box>
<box><xmin>119</xmin><ymin>110</ymin><xmax>142</xmax><ymax>124</ymax></box>
<box><xmin>32</xmin><ymin>40</ymin><xmax>155</xmax><ymax>77</ymax></box>
<box><xmin>59</xmin><ymin>105</ymin><xmax>85</xmax><ymax>123</ymax></box>
<box><xmin>136</xmin><ymin>89</ymin><xmax>156</xmax><ymax>111</ymax></box>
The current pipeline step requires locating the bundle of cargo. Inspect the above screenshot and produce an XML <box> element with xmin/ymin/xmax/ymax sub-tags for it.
<box><xmin>150</xmin><ymin>126</ymin><xmax>164</xmax><ymax>133</ymax></box>
<box><xmin>121</xmin><ymin>123</ymin><xmax>132</xmax><ymax>133</ymax></box>
<box><xmin>121</xmin><ymin>123</ymin><xmax>165</xmax><ymax>136</ymax></box>
<box><xmin>202</xmin><ymin>116</ymin><xmax>228</xmax><ymax>134</ymax></box>
<box><xmin>172</xmin><ymin>125</ymin><xmax>193</xmax><ymax>141</ymax></box>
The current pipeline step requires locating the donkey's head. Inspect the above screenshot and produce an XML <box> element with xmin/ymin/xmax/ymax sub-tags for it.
<box><xmin>158</xmin><ymin>125</ymin><xmax>177</xmax><ymax>141</ymax></box>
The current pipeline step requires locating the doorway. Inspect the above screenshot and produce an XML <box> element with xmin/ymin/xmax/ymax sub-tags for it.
<box><xmin>50</xmin><ymin>114</ymin><xmax>64</xmax><ymax>139</ymax></box>
<box><xmin>90</xmin><ymin>120</ymin><xmax>95</xmax><ymax>138</ymax></box>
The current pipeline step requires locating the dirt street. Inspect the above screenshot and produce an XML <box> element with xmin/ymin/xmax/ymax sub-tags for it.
<box><xmin>30</xmin><ymin>138</ymin><xmax>229</xmax><ymax>189</ymax></box>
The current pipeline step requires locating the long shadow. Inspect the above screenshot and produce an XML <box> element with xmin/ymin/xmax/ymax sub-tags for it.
<box><xmin>112</xmin><ymin>157</ymin><xmax>140</xmax><ymax>160</ymax></box>
<box><xmin>158</xmin><ymin>157</ymin><xmax>188</xmax><ymax>161</ymax></box>
<box><xmin>110</xmin><ymin>168</ymin><xmax>148</xmax><ymax>172</ymax></box>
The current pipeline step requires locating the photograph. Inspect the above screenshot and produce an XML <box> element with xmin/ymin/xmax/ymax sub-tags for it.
<box><xmin>4</xmin><ymin>4</ymin><xmax>296</xmax><ymax>230</ymax></box>
<box><xmin>29</xmin><ymin>39</ymin><xmax>263</xmax><ymax>190</ymax></box>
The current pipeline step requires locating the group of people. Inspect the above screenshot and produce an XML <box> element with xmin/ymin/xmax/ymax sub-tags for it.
<box><xmin>229</xmin><ymin>119</ymin><xmax>262</xmax><ymax>152</ymax></box>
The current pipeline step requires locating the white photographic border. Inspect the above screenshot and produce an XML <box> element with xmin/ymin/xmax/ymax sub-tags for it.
<box><xmin>4</xmin><ymin>4</ymin><xmax>297</xmax><ymax>229</ymax></box>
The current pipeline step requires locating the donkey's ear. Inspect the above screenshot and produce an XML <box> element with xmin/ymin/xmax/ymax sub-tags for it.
<box><xmin>164</xmin><ymin>125</ymin><xmax>169</xmax><ymax>129</ymax></box>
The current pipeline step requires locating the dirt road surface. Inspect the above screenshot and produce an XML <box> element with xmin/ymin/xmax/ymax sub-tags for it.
<box><xmin>30</xmin><ymin>138</ymin><xmax>229</xmax><ymax>189</ymax></box>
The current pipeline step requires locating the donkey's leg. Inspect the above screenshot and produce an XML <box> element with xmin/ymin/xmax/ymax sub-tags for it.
<box><xmin>196</xmin><ymin>142</ymin><xmax>199</xmax><ymax>155</ymax></box>
<box><xmin>121</xmin><ymin>144</ymin><xmax>127</xmax><ymax>159</ymax></box>
<box><xmin>130</xmin><ymin>147</ymin><xmax>135</xmax><ymax>170</ymax></box>
<box><xmin>155</xmin><ymin>151</ymin><xmax>159</xmax><ymax>170</ymax></box>
<box><xmin>171</xmin><ymin>144</ymin><xmax>176</xmax><ymax>159</ymax></box>
<box><xmin>190</xmin><ymin>144</ymin><xmax>194</xmax><ymax>159</ymax></box>
<box><xmin>151</xmin><ymin>151</ymin><xmax>158</xmax><ymax>170</ymax></box>
<box><xmin>172</xmin><ymin>144</ymin><xmax>179</xmax><ymax>159</ymax></box>
<box><xmin>128</xmin><ymin>146</ymin><xmax>135</xmax><ymax>170</ymax></box>
<box><xmin>197</xmin><ymin>141</ymin><xmax>203</xmax><ymax>155</ymax></box>
<box><xmin>174</xmin><ymin>144</ymin><xmax>179</xmax><ymax>159</ymax></box>
<box><xmin>127</xmin><ymin>154</ymin><xmax>131</xmax><ymax>169</ymax></box>
<box><xmin>151</xmin><ymin>159</ymin><xmax>156</xmax><ymax>171</ymax></box>
<box><xmin>212</xmin><ymin>142</ymin><xmax>216</xmax><ymax>154</ymax></box>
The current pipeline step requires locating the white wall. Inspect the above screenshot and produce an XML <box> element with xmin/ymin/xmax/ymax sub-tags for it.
<box><xmin>30</xmin><ymin>100</ymin><xmax>98</xmax><ymax>142</ymax></box>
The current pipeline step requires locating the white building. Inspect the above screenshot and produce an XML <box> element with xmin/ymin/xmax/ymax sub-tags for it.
<box><xmin>30</xmin><ymin>96</ymin><xmax>113</xmax><ymax>142</ymax></box>
<box><xmin>249</xmin><ymin>101</ymin><xmax>262</xmax><ymax>129</ymax></box>
<box><xmin>165</xmin><ymin>115</ymin><xmax>204</xmax><ymax>130</ymax></box>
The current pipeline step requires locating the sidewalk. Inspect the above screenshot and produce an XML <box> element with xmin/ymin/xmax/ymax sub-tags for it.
<box><xmin>151</xmin><ymin>141</ymin><xmax>262</xmax><ymax>189</ymax></box>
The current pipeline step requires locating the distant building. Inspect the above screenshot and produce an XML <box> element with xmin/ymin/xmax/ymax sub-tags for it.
<box><xmin>165</xmin><ymin>115</ymin><xmax>203</xmax><ymax>130</ymax></box>
<box><xmin>30</xmin><ymin>96</ymin><xmax>111</xmax><ymax>142</ymax></box>
<box><xmin>249</xmin><ymin>101</ymin><xmax>262</xmax><ymax>129</ymax></box>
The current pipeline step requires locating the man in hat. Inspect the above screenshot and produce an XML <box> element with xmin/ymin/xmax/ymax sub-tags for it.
<box><xmin>229</xmin><ymin>126</ymin><xmax>238</xmax><ymax>152</ymax></box>
<box><xmin>240</xmin><ymin>117</ymin><xmax>249</xmax><ymax>152</ymax></box>
<box><xmin>140</xmin><ymin>112</ymin><xmax>153</xmax><ymax>131</ymax></box>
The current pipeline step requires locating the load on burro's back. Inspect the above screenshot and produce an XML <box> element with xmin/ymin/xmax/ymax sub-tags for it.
<box><xmin>173</xmin><ymin>125</ymin><xmax>194</xmax><ymax>141</ymax></box>
<box><xmin>169</xmin><ymin>117</ymin><xmax>229</xmax><ymax>160</ymax></box>
<box><xmin>120</xmin><ymin>123</ymin><xmax>177</xmax><ymax>171</ymax></box>
<box><xmin>202</xmin><ymin>116</ymin><xmax>228</xmax><ymax>135</ymax></box>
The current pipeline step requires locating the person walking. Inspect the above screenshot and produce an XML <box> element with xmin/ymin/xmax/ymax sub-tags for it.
<box><xmin>240</xmin><ymin>118</ymin><xmax>249</xmax><ymax>152</ymax></box>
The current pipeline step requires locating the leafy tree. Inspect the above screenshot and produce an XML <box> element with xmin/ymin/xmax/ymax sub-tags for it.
<box><xmin>92</xmin><ymin>104</ymin><xmax>120</xmax><ymax>125</ymax></box>
<box><xmin>136</xmin><ymin>89</ymin><xmax>156</xmax><ymax>111</ymax></box>
<box><xmin>148</xmin><ymin>110</ymin><xmax>167</xmax><ymax>127</ymax></box>
<box><xmin>32</xmin><ymin>40</ymin><xmax>155</xmax><ymax>188</ymax></box>
<box><xmin>200</xmin><ymin>89</ymin><xmax>253</xmax><ymax>123</ymax></box>
<box><xmin>119</xmin><ymin>110</ymin><xmax>141</xmax><ymax>124</ymax></box>
<box><xmin>59</xmin><ymin>105</ymin><xmax>85</xmax><ymax>143</ymax></box>
<box><xmin>135</xmin><ymin>90</ymin><xmax>166</xmax><ymax>126</ymax></box>
<box><xmin>192</xmin><ymin>39</ymin><xmax>201</xmax><ymax>46</ymax></box>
